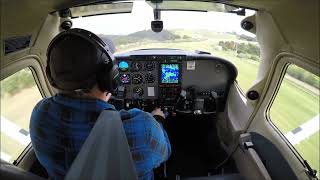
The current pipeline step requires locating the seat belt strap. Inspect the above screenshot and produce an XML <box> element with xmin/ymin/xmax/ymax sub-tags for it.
<box><xmin>65</xmin><ymin>110</ymin><xmax>138</xmax><ymax>180</ymax></box>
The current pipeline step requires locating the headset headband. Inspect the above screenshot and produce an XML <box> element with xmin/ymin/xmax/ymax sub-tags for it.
<box><xmin>46</xmin><ymin>28</ymin><xmax>116</xmax><ymax>93</ymax></box>
<box><xmin>47</xmin><ymin>28</ymin><xmax>114</xmax><ymax>65</ymax></box>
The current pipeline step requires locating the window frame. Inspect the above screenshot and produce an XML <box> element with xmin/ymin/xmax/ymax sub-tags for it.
<box><xmin>265</xmin><ymin>61</ymin><xmax>319</xmax><ymax>171</ymax></box>
<box><xmin>234</xmin><ymin>79</ymin><xmax>247</xmax><ymax>97</ymax></box>
<box><xmin>0</xmin><ymin>56</ymin><xmax>49</xmax><ymax>166</ymax></box>
<box><xmin>265</xmin><ymin>63</ymin><xmax>290</xmax><ymax>131</ymax></box>
<box><xmin>1</xmin><ymin>56</ymin><xmax>48</xmax><ymax>96</ymax></box>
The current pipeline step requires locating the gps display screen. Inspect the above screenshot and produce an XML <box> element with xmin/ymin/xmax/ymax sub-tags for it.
<box><xmin>161</xmin><ymin>64</ymin><xmax>179</xmax><ymax>84</ymax></box>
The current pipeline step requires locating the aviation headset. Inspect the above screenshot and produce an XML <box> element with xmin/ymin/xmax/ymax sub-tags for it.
<box><xmin>46</xmin><ymin>28</ymin><xmax>120</xmax><ymax>93</ymax></box>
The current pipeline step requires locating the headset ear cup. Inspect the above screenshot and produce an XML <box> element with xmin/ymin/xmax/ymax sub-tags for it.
<box><xmin>46</xmin><ymin>65</ymin><xmax>55</xmax><ymax>87</ymax></box>
<box><xmin>97</xmin><ymin>64</ymin><xmax>119</xmax><ymax>92</ymax></box>
<box><xmin>110</xmin><ymin>65</ymin><xmax>120</xmax><ymax>91</ymax></box>
<box><xmin>97</xmin><ymin>65</ymin><xmax>111</xmax><ymax>92</ymax></box>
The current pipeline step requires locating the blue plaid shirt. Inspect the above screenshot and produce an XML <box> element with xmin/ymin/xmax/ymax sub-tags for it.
<box><xmin>30</xmin><ymin>94</ymin><xmax>171</xmax><ymax>180</ymax></box>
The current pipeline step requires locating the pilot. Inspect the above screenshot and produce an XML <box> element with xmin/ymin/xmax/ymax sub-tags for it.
<box><xmin>29</xmin><ymin>28</ymin><xmax>171</xmax><ymax>180</ymax></box>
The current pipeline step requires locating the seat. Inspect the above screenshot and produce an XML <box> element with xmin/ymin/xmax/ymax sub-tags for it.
<box><xmin>183</xmin><ymin>173</ymin><xmax>244</xmax><ymax>180</ymax></box>
<box><xmin>0</xmin><ymin>160</ymin><xmax>46</xmax><ymax>180</ymax></box>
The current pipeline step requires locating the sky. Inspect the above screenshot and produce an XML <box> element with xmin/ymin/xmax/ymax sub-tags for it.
<box><xmin>73</xmin><ymin>1</ymin><xmax>255</xmax><ymax>36</ymax></box>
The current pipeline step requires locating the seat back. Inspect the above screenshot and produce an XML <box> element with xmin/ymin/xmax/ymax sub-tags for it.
<box><xmin>0</xmin><ymin>160</ymin><xmax>45</xmax><ymax>180</ymax></box>
<box><xmin>65</xmin><ymin>110</ymin><xmax>138</xmax><ymax>180</ymax></box>
<box><xmin>234</xmin><ymin>133</ymin><xmax>298</xmax><ymax>180</ymax></box>
<box><xmin>183</xmin><ymin>173</ymin><xmax>244</xmax><ymax>180</ymax></box>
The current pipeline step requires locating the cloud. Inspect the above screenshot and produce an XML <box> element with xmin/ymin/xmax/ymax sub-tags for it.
<box><xmin>73</xmin><ymin>1</ymin><xmax>255</xmax><ymax>36</ymax></box>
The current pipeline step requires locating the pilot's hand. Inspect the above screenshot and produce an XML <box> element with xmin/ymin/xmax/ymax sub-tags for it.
<box><xmin>105</xmin><ymin>92</ymin><xmax>112</xmax><ymax>102</ymax></box>
<box><xmin>152</xmin><ymin>108</ymin><xmax>165</xmax><ymax>119</ymax></box>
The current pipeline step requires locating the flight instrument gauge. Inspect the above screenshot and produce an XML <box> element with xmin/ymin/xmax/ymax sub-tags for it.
<box><xmin>145</xmin><ymin>73</ymin><xmax>155</xmax><ymax>83</ymax></box>
<box><xmin>145</xmin><ymin>61</ymin><xmax>155</xmax><ymax>71</ymax></box>
<box><xmin>132</xmin><ymin>74</ymin><xmax>143</xmax><ymax>84</ymax></box>
<box><xmin>131</xmin><ymin>62</ymin><xmax>142</xmax><ymax>71</ymax></box>
<box><xmin>118</xmin><ymin>61</ymin><xmax>129</xmax><ymax>72</ymax></box>
<box><xmin>120</xmin><ymin>74</ymin><xmax>130</xmax><ymax>84</ymax></box>
<box><xmin>133</xmin><ymin>86</ymin><xmax>144</xmax><ymax>96</ymax></box>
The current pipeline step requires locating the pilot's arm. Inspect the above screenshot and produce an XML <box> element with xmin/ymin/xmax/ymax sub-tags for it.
<box><xmin>150</xmin><ymin>108</ymin><xmax>172</xmax><ymax>162</ymax></box>
<box><xmin>145</xmin><ymin>112</ymin><xmax>171</xmax><ymax>170</ymax></box>
<box><xmin>120</xmin><ymin>108</ymin><xmax>171</xmax><ymax>178</ymax></box>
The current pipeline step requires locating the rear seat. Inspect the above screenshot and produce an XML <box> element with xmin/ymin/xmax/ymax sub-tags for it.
<box><xmin>183</xmin><ymin>173</ymin><xmax>243</xmax><ymax>180</ymax></box>
<box><xmin>0</xmin><ymin>160</ymin><xmax>45</xmax><ymax>180</ymax></box>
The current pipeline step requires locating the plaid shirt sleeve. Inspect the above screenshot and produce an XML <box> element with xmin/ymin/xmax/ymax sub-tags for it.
<box><xmin>120</xmin><ymin>108</ymin><xmax>171</xmax><ymax>179</ymax></box>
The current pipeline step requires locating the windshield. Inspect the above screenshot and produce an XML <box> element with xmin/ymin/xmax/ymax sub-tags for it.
<box><xmin>73</xmin><ymin>1</ymin><xmax>255</xmax><ymax>52</ymax></box>
<box><xmin>73</xmin><ymin>1</ymin><xmax>259</xmax><ymax>92</ymax></box>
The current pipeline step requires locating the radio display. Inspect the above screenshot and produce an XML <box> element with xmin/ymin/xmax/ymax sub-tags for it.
<box><xmin>161</xmin><ymin>64</ymin><xmax>179</xmax><ymax>84</ymax></box>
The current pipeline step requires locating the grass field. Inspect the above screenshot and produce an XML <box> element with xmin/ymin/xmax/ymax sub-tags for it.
<box><xmin>1</xmin><ymin>33</ymin><xmax>319</xmax><ymax>173</ymax></box>
<box><xmin>271</xmin><ymin>75</ymin><xmax>320</xmax><ymax>173</ymax></box>
<box><xmin>1</xmin><ymin>85</ymin><xmax>42</xmax><ymax>163</ymax></box>
<box><xmin>270</xmin><ymin>79</ymin><xmax>320</xmax><ymax>133</ymax></box>
<box><xmin>295</xmin><ymin>131</ymin><xmax>320</xmax><ymax>171</ymax></box>
<box><xmin>1</xmin><ymin>86</ymin><xmax>42</xmax><ymax>130</ymax></box>
<box><xmin>270</xmin><ymin>78</ymin><xmax>319</xmax><ymax>172</ymax></box>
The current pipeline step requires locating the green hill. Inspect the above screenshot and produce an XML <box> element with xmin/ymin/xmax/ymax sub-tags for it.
<box><xmin>99</xmin><ymin>29</ymin><xmax>180</xmax><ymax>48</ymax></box>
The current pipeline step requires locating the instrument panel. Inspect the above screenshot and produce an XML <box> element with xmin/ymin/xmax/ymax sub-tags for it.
<box><xmin>113</xmin><ymin>49</ymin><xmax>237</xmax><ymax>115</ymax></box>
<box><xmin>116</xmin><ymin>55</ymin><xmax>185</xmax><ymax>100</ymax></box>
<box><xmin>117</xmin><ymin>59</ymin><xmax>160</xmax><ymax>99</ymax></box>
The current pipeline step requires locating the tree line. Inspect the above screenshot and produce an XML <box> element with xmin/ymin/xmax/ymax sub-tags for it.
<box><xmin>287</xmin><ymin>66</ymin><xmax>319</xmax><ymax>89</ymax></box>
<box><xmin>218</xmin><ymin>41</ymin><xmax>260</xmax><ymax>61</ymax></box>
<box><xmin>1</xmin><ymin>69</ymin><xmax>36</xmax><ymax>97</ymax></box>
<box><xmin>218</xmin><ymin>40</ymin><xmax>319</xmax><ymax>89</ymax></box>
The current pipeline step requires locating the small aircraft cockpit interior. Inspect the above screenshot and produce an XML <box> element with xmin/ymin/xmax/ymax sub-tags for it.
<box><xmin>0</xmin><ymin>0</ymin><xmax>319</xmax><ymax>180</ymax></box>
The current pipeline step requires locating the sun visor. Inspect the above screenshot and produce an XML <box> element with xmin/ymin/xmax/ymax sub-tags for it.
<box><xmin>70</xmin><ymin>2</ymin><xmax>133</xmax><ymax>18</ymax></box>
<box><xmin>146</xmin><ymin>0</ymin><xmax>237</xmax><ymax>13</ymax></box>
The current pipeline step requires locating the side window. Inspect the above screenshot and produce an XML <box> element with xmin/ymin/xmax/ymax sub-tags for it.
<box><xmin>215</xmin><ymin>39</ymin><xmax>260</xmax><ymax>92</ymax></box>
<box><xmin>270</xmin><ymin>64</ymin><xmax>319</xmax><ymax>174</ymax></box>
<box><xmin>1</xmin><ymin>68</ymin><xmax>43</xmax><ymax>163</ymax></box>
